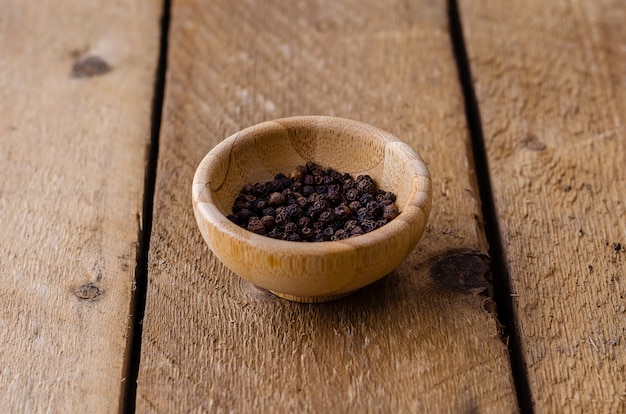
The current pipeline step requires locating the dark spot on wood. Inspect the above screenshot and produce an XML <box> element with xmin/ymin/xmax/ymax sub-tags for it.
<box><xmin>429</xmin><ymin>248</ymin><xmax>491</xmax><ymax>294</ymax></box>
<box><xmin>614</xmin><ymin>243</ymin><xmax>622</xmax><ymax>252</ymax></box>
<box><xmin>69</xmin><ymin>48</ymin><xmax>82</xmax><ymax>59</ymax></box>
<box><xmin>564</xmin><ymin>185</ymin><xmax>572</xmax><ymax>192</ymax></box>
<box><xmin>521</xmin><ymin>133</ymin><xmax>546</xmax><ymax>151</ymax></box>
<box><xmin>119</xmin><ymin>253</ymin><xmax>130</xmax><ymax>272</ymax></box>
<box><xmin>74</xmin><ymin>282</ymin><xmax>104</xmax><ymax>301</ymax></box>
<box><xmin>71</xmin><ymin>56</ymin><xmax>111</xmax><ymax>78</ymax></box>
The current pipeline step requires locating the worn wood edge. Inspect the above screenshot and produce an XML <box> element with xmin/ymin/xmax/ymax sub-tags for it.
<box><xmin>459</xmin><ymin>0</ymin><xmax>626</xmax><ymax>411</ymax></box>
<box><xmin>0</xmin><ymin>0</ymin><xmax>162</xmax><ymax>412</ymax></box>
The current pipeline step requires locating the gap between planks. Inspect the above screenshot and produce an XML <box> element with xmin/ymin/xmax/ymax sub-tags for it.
<box><xmin>447</xmin><ymin>0</ymin><xmax>533</xmax><ymax>412</ymax></box>
<box><xmin>122</xmin><ymin>0</ymin><xmax>172</xmax><ymax>412</ymax></box>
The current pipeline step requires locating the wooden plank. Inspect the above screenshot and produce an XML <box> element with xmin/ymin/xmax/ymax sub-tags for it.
<box><xmin>0</xmin><ymin>1</ymin><xmax>162</xmax><ymax>411</ymax></box>
<box><xmin>137</xmin><ymin>0</ymin><xmax>518</xmax><ymax>411</ymax></box>
<box><xmin>459</xmin><ymin>0</ymin><xmax>626</xmax><ymax>411</ymax></box>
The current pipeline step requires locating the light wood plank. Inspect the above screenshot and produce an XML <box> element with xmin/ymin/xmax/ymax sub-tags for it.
<box><xmin>0</xmin><ymin>1</ymin><xmax>162</xmax><ymax>411</ymax></box>
<box><xmin>137</xmin><ymin>0</ymin><xmax>518</xmax><ymax>411</ymax></box>
<box><xmin>459</xmin><ymin>0</ymin><xmax>626</xmax><ymax>411</ymax></box>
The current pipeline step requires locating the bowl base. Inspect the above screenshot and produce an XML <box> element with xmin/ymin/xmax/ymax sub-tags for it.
<box><xmin>269</xmin><ymin>290</ymin><xmax>354</xmax><ymax>303</ymax></box>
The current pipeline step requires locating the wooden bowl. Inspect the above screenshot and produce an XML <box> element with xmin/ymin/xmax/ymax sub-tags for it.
<box><xmin>192</xmin><ymin>116</ymin><xmax>432</xmax><ymax>302</ymax></box>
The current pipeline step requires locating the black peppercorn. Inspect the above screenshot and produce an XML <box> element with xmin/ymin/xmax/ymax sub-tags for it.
<box><xmin>285</xmin><ymin>204</ymin><xmax>302</xmax><ymax>219</ymax></box>
<box><xmin>297</xmin><ymin>216</ymin><xmax>311</xmax><ymax>228</ymax></box>
<box><xmin>359</xmin><ymin>193</ymin><xmax>373</xmax><ymax>205</ymax></box>
<box><xmin>290</xmin><ymin>166</ymin><xmax>305</xmax><ymax>182</ymax></box>
<box><xmin>252</xmin><ymin>198</ymin><xmax>267</xmax><ymax>212</ymax></box>
<box><xmin>296</xmin><ymin>196</ymin><xmax>308</xmax><ymax>208</ymax></box>
<box><xmin>262</xmin><ymin>207</ymin><xmax>276</xmax><ymax>217</ymax></box>
<box><xmin>319</xmin><ymin>210</ymin><xmax>334</xmax><ymax>222</ymax></box>
<box><xmin>275</xmin><ymin>210</ymin><xmax>288</xmax><ymax>226</ymax></box>
<box><xmin>302</xmin><ymin>185</ymin><xmax>314</xmax><ymax>196</ymax></box>
<box><xmin>356</xmin><ymin>176</ymin><xmax>375</xmax><ymax>194</ymax></box>
<box><xmin>323</xmin><ymin>227</ymin><xmax>334</xmax><ymax>240</ymax></box>
<box><xmin>247</xmin><ymin>217</ymin><xmax>265</xmax><ymax>234</ymax></box>
<box><xmin>268</xmin><ymin>228</ymin><xmax>283</xmax><ymax>239</ymax></box>
<box><xmin>346</xmin><ymin>188</ymin><xmax>360</xmax><ymax>201</ymax></box>
<box><xmin>301</xmin><ymin>227</ymin><xmax>313</xmax><ymax>240</ymax></box>
<box><xmin>383</xmin><ymin>204</ymin><xmax>400</xmax><ymax>221</ymax></box>
<box><xmin>315</xmin><ymin>185</ymin><xmax>327</xmax><ymax>194</ymax></box>
<box><xmin>284</xmin><ymin>222</ymin><xmax>298</xmax><ymax>234</ymax></box>
<box><xmin>344</xmin><ymin>219</ymin><xmax>358</xmax><ymax>232</ymax></box>
<box><xmin>268</xmin><ymin>192</ymin><xmax>286</xmax><ymax>207</ymax></box>
<box><xmin>237</xmin><ymin>208</ymin><xmax>252</xmax><ymax>222</ymax></box>
<box><xmin>351</xmin><ymin>226</ymin><xmax>364</xmax><ymax>236</ymax></box>
<box><xmin>260</xmin><ymin>215</ymin><xmax>275</xmax><ymax>229</ymax></box>
<box><xmin>326</xmin><ymin>184</ymin><xmax>342</xmax><ymax>202</ymax></box>
<box><xmin>366</xmin><ymin>200</ymin><xmax>381</xmax><ymax>216</ymax></box>
<box><xmin>361</xmin><ymin>219</ymin><xmax>377</xmax><ymax>233</ymax></box>
<box><xmin>348</xmin><ymin>200</ymin><xmax>360</xmax><ymax>212</ymax></box>
<box><xmin>334</xmin><ymin>203</ymin><xmax>351</xmax><ymax>219</ymax></box>
<box><xmin>288</xmin><ymin>233</ymin><xmax>302</xmax><ymax>241</ymax></box>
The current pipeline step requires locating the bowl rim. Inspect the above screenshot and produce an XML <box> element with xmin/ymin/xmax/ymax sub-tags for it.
<box><xmin>192</xmin><ymin>115</ymin><xmax>432</xmax><ymax>256</ymax></box>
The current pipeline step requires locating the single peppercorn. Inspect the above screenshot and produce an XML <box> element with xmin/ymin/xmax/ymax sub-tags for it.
<box><xmin>319</xmin><ymin>210</ymin><xmax>334</xmax><ymax>223</ymax></box>
<box><xmin>351</xmin><ymin>226</ymin><xmax>364</xmax><ymax>236</ymax></box>
<box><xmin>334</xmin><ymin>203</ymin><xmax>351</xmax><ymax>219</ymax></box>
<box><xmin>268</xmin><ymin>192</ymin><xmax>285</xmax><ymax>207</ymax></box>
<box><xmin>302</xmin><ymin>185</ymin><xmax>314</xmax><ymax>196</ymax></box>
<box><xmin>275</xmin><ymin>210</ymin><xmax>288</xmax><ymax>226</ymax></box>
<box><xmin>237</xmin><ymin>208</ymin><xmax>252</xmax><ymax>222</ymax></box>
<box><xmin>301</xmin><ymin>227</ymin><xmax>313</xmax><ymax>240</ymax></box>
<box><xmin>296</xmin><ymin>196</ymin><xmax>308</xmax><ymax>208</ymax></box>
<box><xmin>268</xmin><ymin>227</ymin><xmax>283</xmax><ymax>239</ymax></box>
<box><xmin>346</xmin><ymin>188</ymin><xmax>360</xmax><ymax>201</ymax></box>
<box><xmin>348</xmin><ymin>200</ymin><xmax>360</xmax><ymax>212</ymax></box>
<box><xmin>383</xmin><ymin>204</ymin><xmax>400</xmax><ymax>221</ymax></box>
<box><xmin>284</xmin><ymin>222</ymin><xmax>298</xmax><ymax>234</ymax></box>
<box><xmin>260</xmin><ymin>215</ymin><xmax>275</xmax><ymax>230</ymax></box>
<box><xmin>366</xmin><ymin>200</ymin><xmax>381</xmax><ymax>216</ymax></box>
<box><xmin>361</xmin><ymin>219</ymin><xmax>377</xmax><ymax>233</ymax></box>
<box><xmin>297</xmin><ymin>216</ymin><xmax>311</xmax><ymax>228</ymax></box>
<box><xmin>262</xmin><ymin>207</ymin><xmax>276</xmax><ymax>217</ymax></box>
<box><xmin>247</xmin><ymin>217</ymin><xmax>265</xmax><ymax>235</ymax></box>
<box><xmin>360</xmin><ymin>193</ymin><xmax>374</xmax><ymax>205</ymax></box>
<box><xmin>344</xmin><ymin>219</ymin><xmax>358</xmax><ymax>232</ymax></box>
<box><xmin>288</xmin><ymin>233</ymin><xmax>302</xmax><ymax>241</ymax></box>
<box><xmin>285</xmin><ymin>204</ymin><xmax>302</xmax><ymax>219</ymax></box>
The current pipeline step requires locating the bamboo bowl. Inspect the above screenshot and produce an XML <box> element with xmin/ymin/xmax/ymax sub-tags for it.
<box><xmin>192</xmin><ymin>116</ymin><xmax>432</xmax><ymax>302</ymax></box>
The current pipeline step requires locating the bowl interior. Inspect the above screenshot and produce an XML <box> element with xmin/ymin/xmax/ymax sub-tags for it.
<box><xmin>205</xmin><ymin>117</ymin><xmax>426</xmax><ymax>219</ymax></box>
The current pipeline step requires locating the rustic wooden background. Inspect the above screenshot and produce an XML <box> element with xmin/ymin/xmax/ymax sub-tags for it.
<box><xmin>0</xmin><ymin>0</ymin><xmax>624</xmax><ymax>412</ymax></box>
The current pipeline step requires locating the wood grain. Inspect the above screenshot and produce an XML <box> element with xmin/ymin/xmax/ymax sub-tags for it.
<box><xmin>459</xmin><ymin>0</ymin><xmax>626</xmax><ymax>411</ymax></box>
<box><xmin>137</xmin><ymin>0</ymin><xmax>518</xmax><ymax>411</ymax></box>
<box><xmin>0</xmin><ymin>0</ymin><xmax>161</xmax><ymax>411</ymax></box>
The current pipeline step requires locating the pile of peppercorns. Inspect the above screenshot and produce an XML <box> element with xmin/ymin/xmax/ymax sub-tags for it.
<box><xmin>227</xmin><ymin>162</ymin><xmax>400</xmax><ymax>242</ymax></box>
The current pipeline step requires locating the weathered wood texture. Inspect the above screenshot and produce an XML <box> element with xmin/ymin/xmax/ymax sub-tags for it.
<box><xmin>0</xmin><ymin>1</ymin><xmax>161</xmax><ymax>411</ymax></box>
<box><xmin>137</xmin><ymin>0</ymin><xmax>518</xmax><ymax>412</ymax></box>
<box><xmin>460</xmin><ymin>0</ymin><xmax>626</xmax><ymax>411</ymax></box>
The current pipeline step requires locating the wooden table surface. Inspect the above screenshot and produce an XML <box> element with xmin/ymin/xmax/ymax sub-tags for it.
<box><xmin>1</xmin><ymin>0</ymin><xmax>624</xmax><ymax>412</ymax></box>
